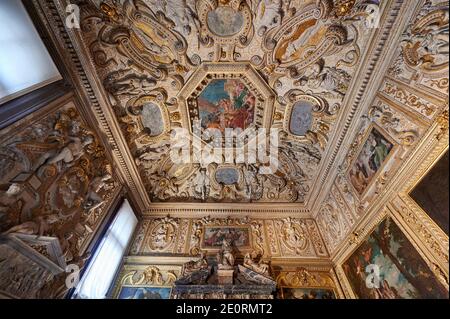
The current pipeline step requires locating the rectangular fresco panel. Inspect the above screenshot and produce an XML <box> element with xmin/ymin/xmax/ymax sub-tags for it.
<box><xmin>280</xmin><ymin>288</ymin><xmax>336</xmax><ymax>299</ymax></box>
<box><xmin>117</xmin><ymin>286</ymin><xmax>171</xmax><ymax>299</ymax></box>
<box><xmin>410</xmin><ymin>150</ymin><xmax>449</xmax><ymax>236</ymax></box>
<box><xmin>202</xmin><ymin>226</ymin><xmax>250</xmax><ymax>248</ymax></box>
<box><xmin>342</xmin><ymin>217</ymin><xmax>448</xmax><ymax>299</ymax></box>
<box><xmin>349</xmin><ymin>127</ymin><xmax>394</xmax><ymax>195</ymax></box>
<box><xmin>197</xmin><ymin>79</ymin><xmax>255</xmax><ymax>132</ymax></box>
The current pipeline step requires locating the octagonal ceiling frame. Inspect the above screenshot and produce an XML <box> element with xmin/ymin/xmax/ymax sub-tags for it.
<box><xmin>177</xmin><ymin>62</ymin><xmax>276</xmax><ymax>148</ymax></box>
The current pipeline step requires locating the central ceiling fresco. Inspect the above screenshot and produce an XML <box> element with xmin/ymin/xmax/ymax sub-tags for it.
<box><xmin>78</xmin><ymin>0</ymin><xmax>380</xmax><ymax>203</ymax></box>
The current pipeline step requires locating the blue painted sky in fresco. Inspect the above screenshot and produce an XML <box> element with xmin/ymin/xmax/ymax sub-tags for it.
<box><xmin>199</xmin><ymin>80</ymin><xmax>229</xmax><ymax>104</ymax></box>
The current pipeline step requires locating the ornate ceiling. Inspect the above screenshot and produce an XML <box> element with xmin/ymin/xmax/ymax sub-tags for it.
<box><xmin>73</xmin><ymin>0</ymin><xmax>384</xmax><ymax>204</ymax></box>
<box><xmin>0</xmin><ymin>0</ymin><xmax>448</xmax><ymax>300</ymax></box>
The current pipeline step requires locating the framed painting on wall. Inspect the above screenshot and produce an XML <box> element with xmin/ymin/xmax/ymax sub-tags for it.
<box><xmin>117</xmin><ymin>286</ymin><xmax>172</xmax><ymax>299</ymax></box>
<box><xmin>279</xmin><ymin>287</ymin><xmax>336</xmax><ymax>299</ymax></box>
<box><xmin>342</xmin><ymin>216</ymin><xmax>448</xmax><ymax>299</ymax></box>
<box><xmin>409</xmin><ymin>150</ymin><xmax>449</xmax><ymax>236</ymax></box>
<box><xmin>348</xmin><ymin>125</ymin><xmax>395</xmax><ymax>197</ymax></box>
<box><xmin>201</xmin><ymin>226</ymin><xmax>251</xmax><ymax>249</ymax></box>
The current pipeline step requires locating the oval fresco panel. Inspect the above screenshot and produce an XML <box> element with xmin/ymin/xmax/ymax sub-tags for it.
<box><xmin>215</xmin><ymin>167</ymin><xmax>239</xmax><ymax>185</ymax></box>
<box><xmin>289</xmin><ymin>100</ymin><xmax>313</xmax><ymax>136</ymax></box>
<box><xmin>274</xmin><ymin>19</ymin><xmax>321</xmax><ymax>65</ymax></box>
<box><xmin>207</xmin><ymin>7</ymin><xmax>244</xmax><ymax>37</ymax></box>
<box><xmin>141</xmin><ymin>102</ymin><xmax>164</xmax><ymax>137</ymax></box>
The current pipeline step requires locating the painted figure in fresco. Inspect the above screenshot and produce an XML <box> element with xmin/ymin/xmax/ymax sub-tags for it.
<box><xmin>282</xmin><ymin>23</ymin><xmax>317</xmax><ymax>62</ymax></box>
<box><xmin>197</xmin><ymin>79</ymin><xmax>256</xmax><ymax>133</ymax></box>
<box><xmin>204</xmin><ymin>227</ymin><xmax>249</xmax><ymax>247</ymax></box>
<box><xmin>204</xmin><ymin>228</ymin><xmax>228</xmax><ymax>247</ymax></box>
<box><xmin>207</xmin><ymin>6</ymin><xmax>244</xmax><ymax>36</ymax></box>
<box><xmin>368</xmin><ymin>133</ymin><xmax>390</xmax><ymax>172</ymax></box>
<box><xmin>286</xmin><ymin>288</ymin><xmax>335</xmax><ymax>299</ymax></box>
<box><xmin>349</xmin><ymin>129</ymin><xmax>393</xmax><ymax>194</ymax></box>
<box><xmin>126</xmin><ymin>288</ymin><xmax>163</xmax><ymax>299</ymax></box>
<box><xmin>342</xmin><ymin>217</ymin><xmax>449</xmax><ymax>299</ymax></box>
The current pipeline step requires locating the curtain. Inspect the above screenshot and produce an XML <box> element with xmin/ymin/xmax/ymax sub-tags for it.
<box><xmin>74</xmin><ymin>199</ymin><xmax>138</xmax><ymax>299</ymax></box>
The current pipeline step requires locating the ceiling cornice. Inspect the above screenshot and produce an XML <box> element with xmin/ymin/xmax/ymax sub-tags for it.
<box><xmin>142</xmin><ymin>202</ymin><xmax>311</xmax><ymax>218</ymax></box>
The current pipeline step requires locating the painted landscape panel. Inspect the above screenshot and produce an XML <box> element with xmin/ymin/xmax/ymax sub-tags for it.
<box><xmin>118</xmin><ymin>286</ymin><xmax>171</xmax><ymax>299</ymax></box>
<box><xmin>281</xmin><ymin>288</ymin><xmax>336</xmax><ymax>299</ymax></box>
<box><xmin>343</xmin><ymin>217</ymin><xmax>448</xmax><ymax>299</ymax></box>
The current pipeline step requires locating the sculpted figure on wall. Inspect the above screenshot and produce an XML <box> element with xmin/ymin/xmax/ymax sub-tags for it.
<box><xmin>103</xmin><ymin>69</ymin><xmax>157</xmax><ymax>98</ymax></box>
<box><xmin>297</xmin><ymin>63</ymin><xmax>351</xmax><ymax>100</ymax></box>
<box><xmin>216</xmin><ymin>239</ymin><xmax>236</xmax><ymax>270</ymax></box>
<box><xmin>243</xmin><ymin>250</ymin><xmax>269</xmax><ymax>276</ymax></box>
<box><xmin>83</xmin><ymin>167</ymin><xmax>114</xmax><ymax>213</ymax></box>
<box><xmin>0</xmin><ymin>183</ymin><xmax>25</xmax><ymax>228</ymax></box>
<box><xmin>0</xmin><ymin>103</ymin><xmax>118</xmax><ymax>298</ymax></box>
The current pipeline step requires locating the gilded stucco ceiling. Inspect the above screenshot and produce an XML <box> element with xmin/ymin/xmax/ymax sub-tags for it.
<box><xmin>77</xmin><ymin>0</ymin><xmax>382</xmax><ymax>203</ymax></box>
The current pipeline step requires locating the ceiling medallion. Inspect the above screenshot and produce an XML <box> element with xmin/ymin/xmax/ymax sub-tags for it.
<box><xmin>197</xmin><ymin>0</ymin><xmax>253</xmax><ymax>46</ymax></box>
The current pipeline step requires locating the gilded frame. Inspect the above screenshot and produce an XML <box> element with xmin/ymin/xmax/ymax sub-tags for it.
<box><xmin>346</xmin><ymin>123</ymin><xmax>398</xmax><ymax>199</ymax></box>
<box><xmin>200</xmin><ymin>225</ymin><xmax>252</xmax><ymax>251</ymax></box>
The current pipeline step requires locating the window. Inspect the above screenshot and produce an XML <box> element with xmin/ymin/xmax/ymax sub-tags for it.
<box><xmin>73</xmin><ymin>199</ymin><xmax>138</xmax><ymax>299</ymax></box>
<box><xmin>0</xmin><ymin>0</ymin><xmax>61</xmax><ymax>105</ymax></box>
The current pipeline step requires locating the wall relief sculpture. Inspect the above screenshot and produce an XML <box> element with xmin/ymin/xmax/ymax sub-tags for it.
<box><xmin>129</xmin><ymin>215</ymin><xmax>327</xmax><ymax>259</ymax></box>
<box><xmin>0</xmin><ymin>99</ymin><xmax>119</xmax><ymax>298</ymax></box>
<box><xmin>146</xmin><ymin>216</ymin><xmax>179</xmax><ymax>251</ymax></box>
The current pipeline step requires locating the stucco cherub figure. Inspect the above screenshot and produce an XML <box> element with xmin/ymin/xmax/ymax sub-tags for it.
<box><xmin>33</xmin><ymin>135</ymin><xmax>94</xmax><ymax>171</ymax></box>
<box><xmin>0</xmin><ymin>183</ymin><xmax>24</xmax><ymax>227</ymax></box>
<box><xmin>83</xmin><ymin>166</ymin><xmax>113</xmax><ymax>213</ymax></box>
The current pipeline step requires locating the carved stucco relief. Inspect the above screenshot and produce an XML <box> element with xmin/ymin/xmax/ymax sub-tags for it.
<box><xmin>0</xmin><ymin>97</ymin><xmax>120</xmax><ymax>298</ymax></box>
<box><xmin>316</xmin><ymin>0</ymin><xmax>448</xmax><ymax>256</ymax></box>
<box><xmin>128</xmin><ymin>216</ymin><xmax>328</xmax><ymax>259</ymax></box>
